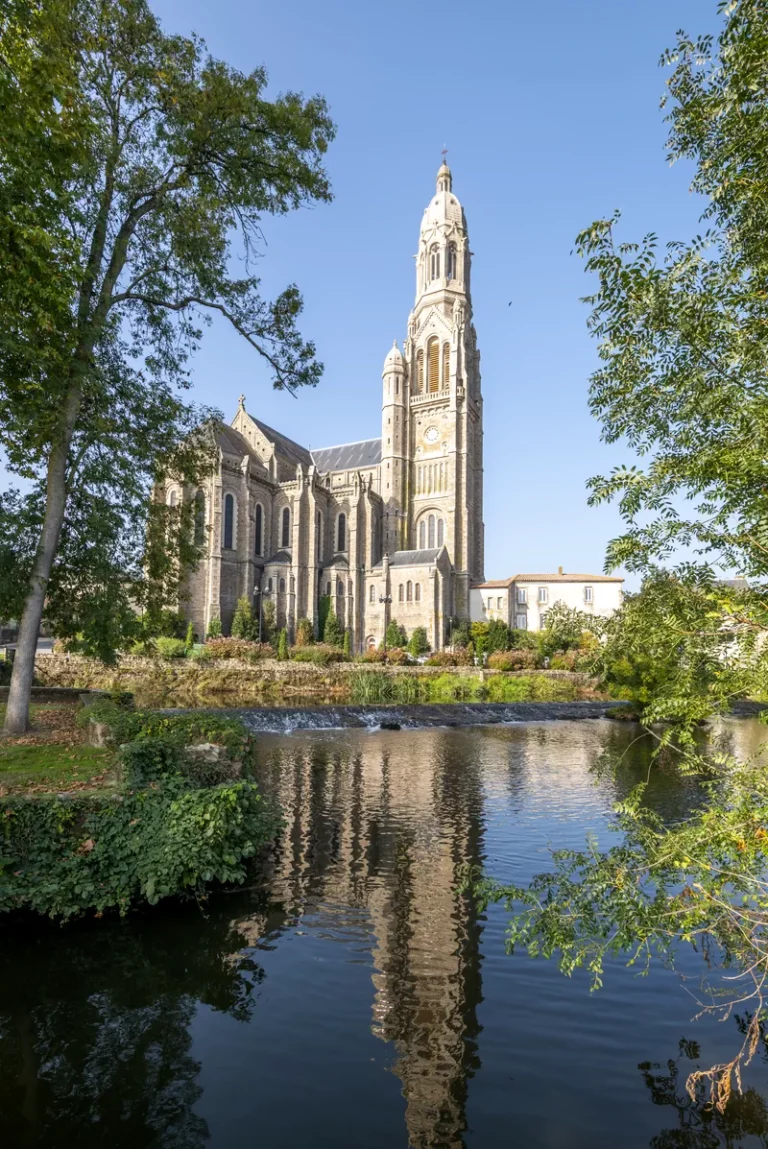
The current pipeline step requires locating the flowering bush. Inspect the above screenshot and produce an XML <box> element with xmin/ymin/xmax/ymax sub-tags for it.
<box><xmin>204</xmin><ymin>637</ymin><xmax>260</xmax><ymax>660</ymax></box>
<box><xmin>359</xmin><ymin>648</ymin><xmax>387</xmax><ymax>663</ymax></box>
<box><xmin>385</xmin><ymin>647</ymin><xmax>410</xmax><ymax>665</ymax></box>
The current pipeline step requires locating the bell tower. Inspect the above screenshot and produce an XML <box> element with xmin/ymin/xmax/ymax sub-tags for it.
<box><xmin>403</xmin><ymin>161</ymin><xmax>484</xmax><ymax>615</ymax></box>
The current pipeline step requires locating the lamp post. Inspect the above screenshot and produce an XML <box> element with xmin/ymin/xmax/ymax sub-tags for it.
<box><xmin>255</xmin><ymin>577</ymin><xmax>271</xmax><ymax>644</ymax></box>
<box><xmin>379</xmin><ymin>593</ymin><xmax>392</xmax><ymax>657</ymax></box>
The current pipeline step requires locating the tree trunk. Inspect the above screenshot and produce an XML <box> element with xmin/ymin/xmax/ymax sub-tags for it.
<box><xmin>2</xmin><ymin>385</ymin><xmax>82</xmax><ymax>736</ymax></box>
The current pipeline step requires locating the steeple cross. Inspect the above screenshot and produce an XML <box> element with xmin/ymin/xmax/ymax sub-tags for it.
<box><xmin>441</xmin><ymin>145</ymin><xmax>448</xmax><ymax>163</ymax></box>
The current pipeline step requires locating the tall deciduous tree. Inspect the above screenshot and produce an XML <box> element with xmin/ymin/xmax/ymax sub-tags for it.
<box><xmin>483</xmin><ymin>0</ymin><xmax>768</xmax><ymax>1108</ymax></box>
<box><xmin>0</xmin><ymin>0</ymin><xmax>334</xmax><ymax>734</ymax></box>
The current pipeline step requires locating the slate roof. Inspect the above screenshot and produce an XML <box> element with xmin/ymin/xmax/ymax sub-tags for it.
<box><xmin>216</xmin><ymin>425</ymin><xmax>257</xmax><ymax>457</ymax></box>
<box><xmin>311</xmin><ymin>438</ymin><xmax>382</xmax><ymax>473</ymax></box>
<box><xmin>265</xmin><ymin>551</ymin><xmax>292</xmax><ymax>565</ymax></box>
<box><xmin>252</xmin><ymin>418</ymin><xmax>312</xmax><ymax>468</ymax></box>
<box><xmin>373</xmin><ymin>548</ymin><xmax>442</xmax><ymax>569</ymax></box>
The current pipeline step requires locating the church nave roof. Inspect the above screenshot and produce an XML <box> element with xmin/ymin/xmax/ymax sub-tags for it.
<box><xmin>311</xmin><ymin>438</ymin><xmax>382</xmax><ymax>474</ymax></box>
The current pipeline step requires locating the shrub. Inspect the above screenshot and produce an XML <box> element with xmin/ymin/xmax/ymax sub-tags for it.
<box><xmin>487</xmin><ymin>619</ymin><xmax>512</xmax><ymax>653</ymax></box>
<box><xmin>447</xmin><ymin>618</ymin><xmax>471</xmax><ymax>648</ymax></box>
<box><xmin>425</xmin><ymin>651</ymin><xmax>459</xmax><ymax>667</ymax></box>
<box><xmin>386</xmin><ymin>647</ymin><xmax>410</xmax><ymax>665</ymax></box>
<box><xmin>508</xmin><ymin>628</ymin><xmax>538</xmax><ymax>651</ymax></box>
<box><xmin>260</xmin><ymin>600</ymin><xmax>276</xmax><ymax>644</ymax></box>
<box><xmin>290</xmin><ymin>644</ymin><xmax>344</xmax><ymax>665</ymax></box>
<box><xmin>245</xmin><ymin>642</ymin><xmax>274</xmax><ymax>662</ymax></box>
<box><xmin>0</xmin><ymin>776</ymin><xmax>279</xmax><ymax>919</ymax></box>
<box><xmin>206</xmin><ymin>616</ymin><xmax>222</xmax><ymax>639</ymax></box>
<box><xmin>155</xmin><ymin>637</ymin><xmax>187</xmax><ymax>659</ymax></box>
<box><xmin>359</xmin><ymin>648</ymin><xmax>387</xmax><ymax>663</ymax></box>
<box><xmin>277</xmin><ymin>629</ymin><xmax>288</xmax><ymax>661</ymax></box>
<box><xmin>323</xmin><ymin>610</ymin><xmax>344</xmax><ymax>648</ymax></box>
<box><xmin>385</xmin><ymin>619</ymin><xmax>407</xmax><ymax>649</ymax></box>
<box><xmin>488</xmin><ymin>649</ymin><xmax>538</xmax><ymax>671</ymax></box>
<box><xmin>231</xmin><ymin>596</ymin><xmax>255</xmax><ymax>640</ymax></box>
<box><xmin>204</xmin><ymin>637</ymin><xmax>258</xmax><ymax>660</ymax></box>
<box><xmin>188</xmin><ymin>643</ymin><xmax>213</xmax><ymax>662</ymax></box>
<box><xmin>184</xmin><ymin>622</ymin><xmax>195</xmax><ymax>651</ymax></box>
<box><xmin>343</xmin><ymin>630</ymin><xmax>351</xmax><ymax>660</ymax></box>
<box><xmin>295</xmin><ymin>617</ymin><xmax>314</xmax><ymax>647</ymax></box>
<box><xmin>408</xmin><ymin>626</ymin><xmax>430</xmax><ymax>657</ymax></box>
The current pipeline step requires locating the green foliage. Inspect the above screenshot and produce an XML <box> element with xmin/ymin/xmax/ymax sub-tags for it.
<box><xmin>231</xmin><ymin>597</ymin><xmax>255</xmax><ymax>640</ymax></box>
<box><xmin>295</xmin><ymin>617</ymin><xmax>314</xmax><ymax>647</ymax></box>
<box><xmin>323</xmin><ymin>609</ymin><xmax>344</xmax><ymax>648</ymax></box>
<box><xmin>317</xmin><ymin>595</ymin><xmax>331</xmax><ymax>641</ymax></box>
<box><xmin>204</xmin><ymin>637</ymin><xmax>261</xmax><ymax>661</ymax></box>
<box><xmin>0</xmin><ymin>775</ymin><xmax>278</xmax><ymax>919</ymax></box>
<box><xmin>538</xmin><ymin>602</ymin><xmax>600</xmax><ymax>659</ymax></box>
<box><xmin>347</xmin><ymin>670</ymin><xmax>579</xmax><ymax>705</ymax></box>
<box><xmin>290</xmin><ymin>644</ymin><xmax>344</xmax><ymax>665</ymax></box>
<box><xmin>385</xmin><ymin>619</ymin><xmax>407</xmax><ymax>649</ymax></box>
<box><xmin>277</xmin><ymin>629</ymin><xmax>288</xmax><ymax>661</ymax></box>
<box><xmin>487</xmin><ymin>649</ymin><xmax>538</xmax><ymax>671</ymax></box>
<box><xmin>470</xmin><ymin>622</ymin><xmax>489</xmax><ymax>658</ymax></box>
<box><xmin>508</xmin><ymin>628</ymin><xmax>538</xmax><ymax>651</ymax></box>
<box><xmin>154</xmin><ymin>636</ymin><xmax>187</xmax><ymax>660</ymax></box>
<box><xmin>448</xmin><ymin>619</ymin><xmax>471</xmax><ymax>648</ymax></box>
<box><xmin>486</xmin><ymin>619</ymin><xmax>511</xmax><ymax>653</ymax></box>
<box><xmin>206</xmin><ymin>616</ymin><xmax>222</xmax><ymax>639</ymax></box>
<box><xmin>184</xmin><ymin>621</ymin><xmax>194</xmax><ymax>651</ymax></box>
<box><xmin>260</xmin><ymin>600</ymin><xmax>275</xmax><ymax>645</ymax></box>
<box><xmin>79</xmin><ymin>700</ymin><xmax>252</xmax><ymax>757</ymax></box>
<box><xmin>407</xmin><ymin>626</ymin><xmax>430</xmax><ymax>657</ymax></box>
<box><xmin>342</xmin><ymin>630</ymin><xmax>351</xmax><ymax>660</ymax></box>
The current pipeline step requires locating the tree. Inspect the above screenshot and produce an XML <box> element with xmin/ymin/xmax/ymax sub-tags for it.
<box><xmin>538</xmin><ymin>602</ymin><xmax>599</xmax><ymax>658</ymax></box>
<box><xmin>385</xmin><ymin>619</ymin><xmax>406</xmax><ymax>650</ymax></box>
<box><xmin>408</xmin><ymin>626</ymin><xmax>430</xmax><ymax>657</ymax></box>
<box><xmin>342</xmin><ymin>630</ymin><xmax>351</xmax><ymax>660</ymax></box>
<box><xmin>206</xmin><ymin>616</ymin><xmax>222</xmax><ymax>640</ymax></box>
<box><xmin>231</xmin><ymin>596</ymin><xmax>254</xmax><ymax>641</ymax></box>
<box><xmin>295</xmin><ymin>617</ymin><xmax>313</xmax><ymax>647</ymax></box>
<box><xmin>0</xmin><ymin>0</ymin><xmax>334</xmax><ymax>734</ymax></box>
<box><xmin>277</xmin><ymin>628</ymin><xmax>288</xmax><ymax>661</ymax></box>
<box><xmin>323</xmin><ymin>610</ymin><xmax>343</xmax><ymax>648</ymax></box>
<box><xmin>261</xmin><ymin>600</ymin><xmax>275</xmax><ymax>646</ymax></box>
<box><xmin>184</xmin><ymin>621</ymin><xmax>194</xmax><ymax>651</ymax></box>
<box><xmin>486</xmin><ymin>619</ymin><xmax>511</xmax><ymax>654</ymax></box>
<box><xmin>482</xmin><ymin>0</ymin><xmax>768</xmax><ymax>1109</ymax></box>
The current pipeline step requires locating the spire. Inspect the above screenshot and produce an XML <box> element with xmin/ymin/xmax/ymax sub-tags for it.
<box><xmin>436</xmin><ymin>154</ymin><xmax>452</xmax><ymax>193</ymax></box>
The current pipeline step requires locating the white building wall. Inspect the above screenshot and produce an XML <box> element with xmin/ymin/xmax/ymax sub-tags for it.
<box><xmin>471</xmin><ymin>578</ymin><xmax>623</xmax><ymax>631</ymax></box>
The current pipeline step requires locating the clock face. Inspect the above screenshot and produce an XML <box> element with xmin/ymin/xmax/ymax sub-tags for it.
<box><xmin>424</xmin><ymin>425</ymin><xmax>439</xmax><ymax>445</ymax></box>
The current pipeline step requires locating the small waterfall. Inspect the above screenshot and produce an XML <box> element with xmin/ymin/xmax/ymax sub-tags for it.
<box><xmin>234</xmin><ymin>700</ymin><xmax>627</xmax><ymax>735</ymax></box>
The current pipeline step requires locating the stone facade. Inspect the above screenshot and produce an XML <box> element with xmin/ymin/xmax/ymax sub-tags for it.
<box><xmin>470</xmin><ymin>570</ymin><xmax>624</xmax><ymax>631</ymax></box>
<box><xmin>168</xmin><ymin>162</ymin><xmax>485</xmax><ymax>651</ymax></box>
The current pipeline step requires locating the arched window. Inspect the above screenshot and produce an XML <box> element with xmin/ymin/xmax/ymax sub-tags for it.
<box><xmin>194</xmin><ymin>491</ymin><xmax>206</xmax><ymax>546</ymax></box>
<box><xmin>446</xmin><ymin>242</ymin><xmax>457</xmax><ymax>280</ymax></box>
<box><xmin>398</xmin><ymin>584</ymin><xmax>404</xmax><ymax>603</ymax></box>
<box><xmin>268</xmin><ymin>577</ymin><xmax>273</xmax><ymax>593</ymax></box>
<box><xmin>429</xmin><ymin>244</ymin><xmax>440</xmax><ymax>280</ymax></box>
<box><xmin>254</xmin><ymin>503</ymin><xmax>263</xmax><ymax>556</ymax></box>
<box><xmin>326</xmin><ymin>581</ymin><xmax>331</xmax><ymax>596</ymax></box>
<box><xmin>417</xmin><ymin>350</ymin><xmax>424</xmax><ymax>394</ymax></box>
<box><xmin>419</xmin><ymin>521</ymin><xmax>426</xmax><ymax>549</ymax></box>
<box><xmin>337</xmin><ymin>579</ymin><xmax>344</xmax><ymax>596</ymax></box>
<box><xmin>281</xmin><ymin>506</ymin><xmax>290</xmax><ymax>549</ymax></box>
<box><xmin>279</xmin><ymin>577</ymin><xmax>286</xmax><ymax>593</ymax></box>
<box><xmin>442</xmin><ymin>342</ymin><xmax>450</xmax><ymax>388</ymax></box>
<box><xmin>337</xmin><ymin>512</ymin><xmax>346</xmax><ymax>552</ymax></box>
<box><xmin>428</xmin><ymin>515</ymin><xmax>435</xmax><ymax>549</ymax></box>
<box><xmin>407</xmin><ymin>580</ymin><xmax>413</xmax><ymax>602</ymax></box>
<box><xmin>316</xmin><ymin>510</ymin><xmax>323</xmax><ymax>562</ymax></box>
<box><xmin>168</xmin><ymin>489</ymin><xmax>177</xmax><ymax>508</ymax></box>
<box><xmin>437</xmin><ymin>519</ymin><xmax>444</xmax><ymax>547</ymax></box>
<box><xmin>348</xmin><ymin>580</ymin><xmax>353</xmax><ymax>595</ymax></box>
<box><xmin>428</xmin><ymin>337</ymin><xmax>439</xmax><ymax>393</ymax></box>
<box><xmin>415</xmin><ymin>583</ymin><xmax>421</xmax><ymax>602</ymax></box>
<box><xmin>369</xmin><ymin>584</ymin><xmax>375</xmax><ymax>603</ymax></box>
<box><xmin>223</xmin><ymin>493</ymin><xmax>235</xmax><ymax>550</ymax></box>
<box><xmin>290</xmin><ymin>576</ymin><xmax>295</xmax><ymax>593</ymax></box>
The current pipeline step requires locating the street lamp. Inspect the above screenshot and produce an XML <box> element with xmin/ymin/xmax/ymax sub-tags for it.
<box><xmin>254</xmin><ymin>577</ymin><xmax>271</xmax><ymax>644</ymax></box>
<box><xmin>379</xmin><ymin>592</ymin><xmax>392</xmax><ymax>657</ymax></box>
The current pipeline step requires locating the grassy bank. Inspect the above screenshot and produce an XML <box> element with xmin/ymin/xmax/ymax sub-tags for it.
<box><xmin>0</xmin><ymin>703</ymin><xmax>115</xmax><ymax>793</ymax></box>
<box><xmin>348</xmin><ymin>671</ymin><xmax>591</xmax><ymax>704</ymax></box>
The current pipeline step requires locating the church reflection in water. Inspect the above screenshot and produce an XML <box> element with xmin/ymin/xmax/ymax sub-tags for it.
<box><xmin>256</xmin><ymin>729</ymin><xmax>487</xmax><ymax>1148</ymax></box>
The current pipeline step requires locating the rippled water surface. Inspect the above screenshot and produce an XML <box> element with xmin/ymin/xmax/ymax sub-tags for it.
<box><xmin>3</xmin><ymin>718</ymin><xmax>768</xmax><ymax>1148</ymax></box>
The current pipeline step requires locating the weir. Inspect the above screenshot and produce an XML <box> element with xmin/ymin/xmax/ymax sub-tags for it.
<box><xmin>224</xmin><ymin>699</ymin><xmax>628</xmax><ymax>735</ymax></box>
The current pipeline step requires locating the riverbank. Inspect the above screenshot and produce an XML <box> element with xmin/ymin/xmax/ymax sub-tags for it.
<box><xmin>30</xmin><ymin>654</ymin><xmax>604</xmax><ymax>708</ymax></box>
<box><xmin>0</xmin><ymin>699</ymin><xmax>280</xmax><ymax>919</ymax></box>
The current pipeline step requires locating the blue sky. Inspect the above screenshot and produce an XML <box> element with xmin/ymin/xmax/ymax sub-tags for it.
<box><xmin>20</xmin><ymin>0</ymin><xmax>725</xmax><ymax>587</ymax></box>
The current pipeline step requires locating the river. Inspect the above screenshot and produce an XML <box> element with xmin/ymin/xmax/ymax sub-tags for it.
<box><xmin>2</xmin><ymin>716</ymin><xmax>768</xmax><ymax>1147</ymax></box>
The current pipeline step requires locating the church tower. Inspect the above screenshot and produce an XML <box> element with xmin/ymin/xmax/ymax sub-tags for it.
<box><xmin>398</xmin><ymin>160</ymin><xmax>484</xmax><ymax>616</ymax></box>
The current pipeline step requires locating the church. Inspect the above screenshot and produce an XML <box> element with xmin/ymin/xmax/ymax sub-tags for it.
<box><xmin>174</xmin><ymin>161</ymin><xmax>484</xmax><ymax>651</ymax></box>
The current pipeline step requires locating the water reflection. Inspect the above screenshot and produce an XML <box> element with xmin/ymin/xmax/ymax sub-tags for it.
<box><xmin>1</xmin><ymin>719</ymin><xmax>767</xmax><ymax>1148</ymax></box>
<box><xmin>0</xmin><ymin>904</ymin><xmax>275</xmax><ymax>1146</ymax></box>
<box><xmin>256</xmin><ymin>731</ymin><xmax>487</xmax><ymax>1148</ymax></box>
<box><xmin>639</xmin><ymin>1035</ymin><xmax>768</xmax><ymax>1148</ymax></box>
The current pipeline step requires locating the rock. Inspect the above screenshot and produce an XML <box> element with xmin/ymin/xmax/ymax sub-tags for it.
<box><xmin>186</xmin><ymin>742</ymin><xmax>225</xmax><ymax>761</ymax></box>
<box><xmin>86</xmin><ymin>719</ymin><xmax>112</xmax><ymax>748</ymax></box>
<box><xmin>379</xmin><ymin>721</ymin><xmax>401</xmax><ymax>731</ymax></box>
